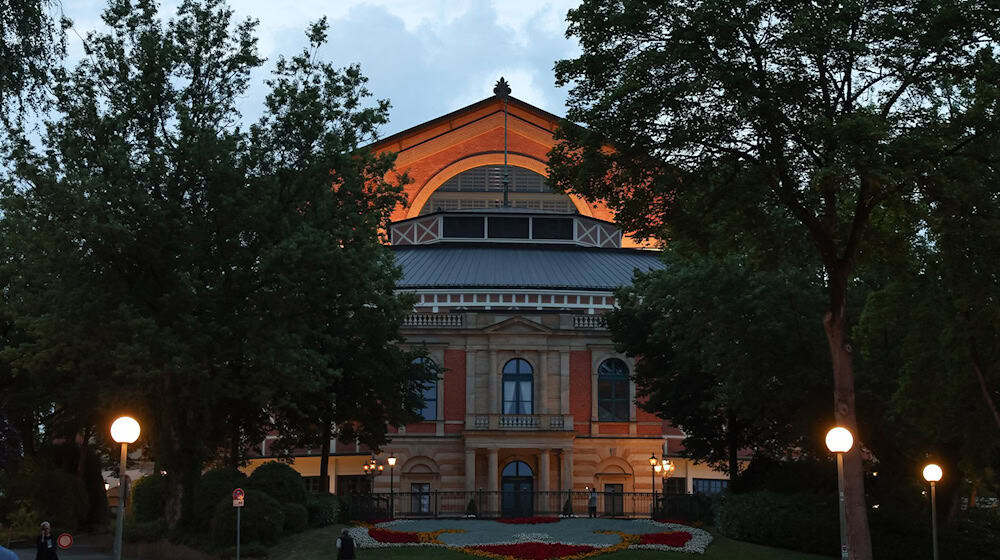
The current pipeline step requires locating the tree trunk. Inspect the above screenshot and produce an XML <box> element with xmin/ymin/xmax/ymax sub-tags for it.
<box><xmin>823</xmin><ymin>267</ymin><xmax>873</xmax><ymax>560</ymax></box>
<box><xmin>969</xmin><ymin>337</ymin><xmax>1000</xmax><ymax>430</ymax></box>
<box><xmin>726</xmin><ymin>412</ymin><xmax>739</xmax><ymax>481</ymax></box>
<box><xmin>319</xmin><ymin>420</ymin><xmax>332</xmax><ymax>494</ymax></box>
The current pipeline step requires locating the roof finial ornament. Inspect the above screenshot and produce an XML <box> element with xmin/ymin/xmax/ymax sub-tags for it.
<box><xmin>493</xmin><ymin>77</ymin><xmax>511</xmax><ymax>100</ymax></box>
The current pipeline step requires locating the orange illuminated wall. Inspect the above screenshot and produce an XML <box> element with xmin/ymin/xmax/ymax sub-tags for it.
<box><xmin>369</xmin><ymin>96</ymin><xmax>643</xmax><ymax>247</ymax></box>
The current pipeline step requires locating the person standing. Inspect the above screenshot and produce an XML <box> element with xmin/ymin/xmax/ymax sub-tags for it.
<box><xmin>336</xmin><ymin>528</ymin><xmax>357</xmax><ymax>559</ymax></box>
<box><xmin>587</xmin><ymin>487</ymin><xmax>598</xmax><ymax>518</ymax></box>
<box><xmin>36</xmin><ymin>521</ymin><xmax>58</xmax><ymax>560</ymax></box>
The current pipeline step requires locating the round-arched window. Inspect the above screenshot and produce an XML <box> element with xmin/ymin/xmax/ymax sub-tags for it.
<box><xmin>420</xmin><ymin>165</ymin><xmax>575</xmax><ymax>214</ymax></box>
<box><xmin>502</xmin><ymin>460</ymin><xmax>533</xmax><ymax>477</ymax></box>
<box><xmin>502</xmin><ymin>358</ymin><xmax>533</xmax><ymax>415</ymax></box>
<box><xmin>597</xmin><ymin>358</ymin><xmax>629</xmax><ymax>422</ymax></box>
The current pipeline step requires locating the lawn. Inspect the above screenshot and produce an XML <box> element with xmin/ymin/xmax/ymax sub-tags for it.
<box><xmin>271</xmin><ymin>525</ymin><xmax>835</xmax><ymax>560</ymax></box>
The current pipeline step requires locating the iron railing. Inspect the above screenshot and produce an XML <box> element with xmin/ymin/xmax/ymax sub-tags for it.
<box><xmin>340</xmin><ymin>490</ymin><xmax>709</xmax><ymax>521</ymax></box>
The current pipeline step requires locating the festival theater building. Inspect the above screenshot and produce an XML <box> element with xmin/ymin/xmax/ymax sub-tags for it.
<box><xmin>247</xmin><ymin>89</ymin><xmax>730</xmax><ymax>515</ymax></box>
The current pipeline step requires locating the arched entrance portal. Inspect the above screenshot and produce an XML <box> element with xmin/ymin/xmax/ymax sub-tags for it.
<box><xmin>501</xmin><ymin>461</ymin><xmax>534</xmax><ymax>517</ymax></box>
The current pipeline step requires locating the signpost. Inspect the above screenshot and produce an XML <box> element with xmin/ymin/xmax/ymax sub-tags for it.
<box><xmin>57</xmin><ymin>533</ymin><xmax>73</xmax><ymax>549</ymax></box>
<box><xmin>233</xmin><ymin>488</ymin><xmax>245</xmax><ymax>560</ymax></box>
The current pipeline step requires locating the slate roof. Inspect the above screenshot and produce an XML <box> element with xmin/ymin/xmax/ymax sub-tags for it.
<box><xmin>392</xmin><ymin>243</ymin><xmax>664</xmax><ymax>291</ymax></box>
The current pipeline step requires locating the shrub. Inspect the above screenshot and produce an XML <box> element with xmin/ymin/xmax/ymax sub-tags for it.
<box><xmin>195</xmin><ymin>468</ymin><xmax>247</xmax><ymax>527</ymax></box>
<box><xmin>306</xmin><ymin>493</ymin><xmax>340</xmax><ymax>528</ymax></box>
<box><xmin>561</xmin><ymin>496</ymin><xmax>573</xmax><ymax>516</ymax></box>
<box><xmin>124</xmin><ymin>518</ymin><xmax>167</xmax><ymax>542</ymax></box>
<box><xmin>6</xmin><ymin>469</ymin><xmax>90</xmax><ymax>530</ymax></box>
<box><xmin>715</xmin><ymin>490</ymin><xmax>838</xmax><ymax>554</ymax></box>
<box><xmin>282</xmin><ymin>502</ymin><xmax>308</xmax><ymax>533</ymax></box>
<box><xmin>246</xmin><ymin>462</ymin><xmax>306</xmax><ymax>506</ymax></box>
<box><xmin>211</xmin><ymin>489</ymin><xmax>284</xmax><ymax>546</ymax></box>
<box><xmin>466</xmin><ymin>498</ymin><xmax>477</xmax><ymax>516</ymax></box>
<box><xmin>130</xmin><ymin>474</ymin><xmax>166</xmax><ymax>523</ymax></box>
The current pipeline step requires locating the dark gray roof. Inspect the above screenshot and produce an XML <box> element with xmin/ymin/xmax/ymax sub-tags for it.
<box><xmin>392</xmin><ymin>243</ymin><xmax>664</xmax><ymax>291</ymax></box>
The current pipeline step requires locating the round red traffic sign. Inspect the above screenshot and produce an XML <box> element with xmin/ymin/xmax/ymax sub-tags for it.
<box><xmin>232</xmin><ymin>488</ymin><xmax>245</xmax><ymax>500</ymax></box>
<box><xmin>57</xmin><ymin>533</ymin><xmax>73</xmax><ymax>549</ymax></box>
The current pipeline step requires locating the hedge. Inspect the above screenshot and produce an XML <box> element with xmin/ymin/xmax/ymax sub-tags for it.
<box><xmin>714</xmin><ymin>490</ymin><xmax>839</xmax><ymax>554</ymax></box>
<box><xmin>246</xmin><ymin>462</ymin><xmax>306</xmax><ymax>506</ymax></box>
<box><xmin>130</xmin><ymin>474</ymin><xmax>166</xmax><ymax>523</ymax></box>
<box><xmin>306</xmin><ymin>493</ymin><xmax>340</xmax><ymax>528</ymax></box>
<box><xmin>211</xmin><ymin>489</ymin><xmax>285</xmax><ymax>546</ymax></box>
<box><xmin>282</xmin><ymin>502</ymin><xmax>308</xmax><ymax>533</ymax></box>
<box><xmin>195</xmin><ymin>468</ymin><xmax>248</xmax><ymax>527</ymax></box>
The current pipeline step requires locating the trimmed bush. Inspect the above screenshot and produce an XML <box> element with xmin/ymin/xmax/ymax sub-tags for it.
<box><xmin>715</xmin><ymin>490</ymin><xmax>838</xmax><ymax>554</ymax></box>
<box><xmin>124</xmin><ymin>518</ymin><xmax>167</xmax><ymax>542</ymax></box>
<box><xmin>246</xmin><ymin>462</ymin><xmax>306</xmax><ymax>506</ymax></box>
<box><xmin>195</xmin><ymin>468</ymin><xmax>247</xmax><ymax>527</ymax></box>
<box><xmin>211</xmin><ymin>489</ymin><xmax>284</xmax><ymax>546</ymax></box>
<box><xmin>306</xmin><ymin>493</ymin><xmax>340</xmax><ymax>528</ymax></box>
<box><xmin>281</xmin><ymin>502</ymin><xmax>308</xmax><ymax>533</ymax></box>
<box><xmin>466</xmin><ymin>498</ymin><xmax>477</xmax><ymax>516</ymax></box>
<box><xmin>130</xmin><ymin>474</ymin><xmax>166</xmax><ymax>523</ymax></box>
<box><xmin>6</xmin><ymin>469</ymin><xmax>90</xmax><ymax>530</ymax></box>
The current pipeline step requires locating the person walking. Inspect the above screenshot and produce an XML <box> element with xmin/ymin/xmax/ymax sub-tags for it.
<box><xmin>35</xmin><ymin>521</ymin><xmax>58</xmax><ymax>560</ymax></box>
<box><xmin>0</xmin><ymin>544</ymin><xmax>19</xmax><ymax>560</ymax></box>
<box><xmin>587</xmin><ymin>487</ymin><xmax>598</xmax><ymax>518</ymax></box>
<box><xmin>336</xmin><ymin>528</ymin><xmax>357</xmax><ymax>559</ymax></box>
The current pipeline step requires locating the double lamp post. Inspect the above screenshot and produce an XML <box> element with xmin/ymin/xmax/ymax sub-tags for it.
<box><xmin>648</xmin><ymin>453</ymin><xmax>675</xmax><ymax>518</ymax></box>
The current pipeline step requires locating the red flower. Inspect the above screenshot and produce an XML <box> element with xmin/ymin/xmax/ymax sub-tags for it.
<box><xmin>369</xmin><ymin>528</ymin><xmax>420</xmax><ymax>543</ymax></box>
<box><xmin>652</xmin><ymin>517</ymin><xmax>693</xmax><ymax>526</ymax></box>
<box><xmin>639</xmin><ymin>531</ymin><xmax>693</xmax><ymax>547</ymax></box>
<box><xmin>468</xmin><ymin>542</ymin><xmax>597</xmax><ymax>559</ymax></box>
<box><xmin>496</xmin><ymin>516</ymin><xmax>561</xmax><ymax>524</ymax></box>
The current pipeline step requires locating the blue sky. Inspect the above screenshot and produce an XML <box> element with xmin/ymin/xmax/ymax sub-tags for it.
<box><xmin>58</xmin><ymin>0</ymin><xmax>582</xmax><ymax>137</ymax></box>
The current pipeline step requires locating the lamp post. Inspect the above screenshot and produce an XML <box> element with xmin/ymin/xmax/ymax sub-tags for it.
<box><xmin>661</xmin><ymin>458</ymin><xmax>675</xmax><ymax>517</ymax></box>
<box><xmin>649</xmin><ymin>454</ymin><xmax>658</xmax><ymax>518</ymax></box>
<box><xmin>387</xmin><ymin>453</ymin><xmax>397</xmax><ymax>519</ymax></box>
<box><xmin>825</xmin><ymin>427</ymin><xmax>854</xmax><ymax>560</ymax></box>
<box><xmin>923</xmin><ymin>463</ymin><xmax>942</xmax><ymax>560</ymax></box>
<box><xmin>111</xmin><ymin>416</ymin><xmax>140</xmax><ymax>560</ymax></box>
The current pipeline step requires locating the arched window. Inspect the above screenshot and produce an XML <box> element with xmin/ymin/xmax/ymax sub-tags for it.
<box><xmin>502</xmin><ymin>461</ymin><xmax>533</xmax><ymax>477</ymax></box>
<box><xmin>413</xmin><ymin>357</ymin><xmax>437</xmax><ymax>421</ymax></box>
<box><xmin>420</xmin><ymin>165</ymin><xmax>575</xmax><ymax>215</ymax></box>
<box><xmin>502</xmin><ymin>358</ymin><xmax>533</xmax><ymax>415</ymax></box>
<box><xmin>597</xmin><ymin>358</ymin><xmax>630</xmax><ymax>421</ymax></box>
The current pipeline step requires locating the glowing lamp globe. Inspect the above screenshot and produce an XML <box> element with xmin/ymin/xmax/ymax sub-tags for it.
<box><xmin>387</xmin><ymin>454</ymin><xmax>397</xmax><ymax>467</ymax></box>
<box><xmin>825</xmin><ymin>427</ymin><xmax>853</xmax><ymax>453</ymax></box>
<box><xmin>923</xmin><ymin>464</ymin><xmax>943</xmax><ymax>483</ymax></box>
<box><xmin>111</xmin><ymin>416</ymin><xmax>140</xmax><ymax>444</ymax></box>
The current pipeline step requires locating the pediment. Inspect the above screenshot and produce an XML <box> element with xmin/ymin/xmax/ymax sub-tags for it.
<box><xmin>483</xmin><ymin>316</ymin><xmax>553</xmax><ymax>334</ymax></box>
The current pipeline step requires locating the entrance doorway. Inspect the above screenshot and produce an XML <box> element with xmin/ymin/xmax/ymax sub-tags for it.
<box><xmin>604</xmin><ymin>483</ymin><xmax>624</xmax><ymax>516</ymax></box>
<box><xmin>501</xmin><ymin>461</ymin><xmax>533</xmax><ymax>517</ymax></box>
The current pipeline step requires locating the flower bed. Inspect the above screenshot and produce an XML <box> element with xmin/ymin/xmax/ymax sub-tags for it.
<box><xmin>466</xmin><ymin>542</ymin><xmax>596</xmax><ymax>559</ymax></box>
<box><xmin>368</xmin><ymin>527</ymin><xmax>420</xmax><ymax>543</ymax></box>
<box><xmin>639</xmin><ymin>531</ymin><xmax>693</xmax><ymax>546</ymax></box>
<box><xmin>497</xmin><ymin>517</ymin><xmax>561</xmax><ymax>525</ymax></box>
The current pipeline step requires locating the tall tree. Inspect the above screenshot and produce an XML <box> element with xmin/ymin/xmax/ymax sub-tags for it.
<box><xmin>550</xmin><ymin>1</ymin><xmax>1000</xmax><ymax>557</ymax></box>
<box><xmin>609</xmin><ymin>248</ymin><xmax>829</xmax><ymax>479</ymax></box>
<box><xmin>0</xmin><ymin>0</ymin><xmax>66</xmax><ymax>121</ymax></box>
<box><xmin>0</xmin><ymin>0</ymin><xmax>425</xmax><ymax>528</ymax></box>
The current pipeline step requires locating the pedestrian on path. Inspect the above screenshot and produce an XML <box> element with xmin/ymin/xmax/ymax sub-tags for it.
<box><xmin>35</xmin><ymin>522</ymin><xmax>58</xmax><ymax>560</ymax></box>
<box><xmin>336</xmin><ymin>528</ymin><xmax>356</xmax><ymax>559</ymax></box>
<box><xmin>588</xmin><ymin>487</ymin><xmax>598</xmax><ymax>518</ymax></box>
<box><xmin>0</xmin><ymin>544</ymin><xmax>18</xmax><ymax>560</ymax></box>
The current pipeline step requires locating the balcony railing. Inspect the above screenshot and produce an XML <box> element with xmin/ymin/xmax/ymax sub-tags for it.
<box><xmin>402</xmin><ymin>313</ymin><xmax>463</xmax><ymax>328</ymax></box>
<box><xmin>466</xmin><ymin>414</ymin><xmax>574</xmax><ymax>431</ymax></box>
<box><xmin>573</xmin><ymin>315</ymin><xmax>607</xmax><ymax>329</ymax></box>
<box><xmin>341</xmin><ymin>490</ymin><xmax>713</xmax><ymax>521</ymax></box>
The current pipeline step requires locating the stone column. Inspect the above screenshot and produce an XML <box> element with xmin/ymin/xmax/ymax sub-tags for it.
<box><xmin>685</xmin><ymin>459</ymin><xmax>694</xmax><ymax>493</ymax></box>
<box><xmin>465</xmin><ymin>449</ymin><xmax>476</xmax><ymax>493</ymax></box>
<box><xmin>488</xmin><ymin>448</ymin><xmax>499</xmax><ymax>513</ymax></box>
<box><xmin>539</xmin><ymin>351</ymin><xmax>548</xmax><ymax>415</ymax></box>
<box><xmin>562</xmin><ymin>447</ymin><xmax>574</xmax><ymax>491</ymax></box>
<box><xmin>560</xmin><ymin>350</ymin><xmax>570</xmax><ymax>415</ymax></box>
<box><xmin>539</xmin><ymin>449</ymin><xmax>550</xmax><ymax>492</ymax></box>
<box><xmin>489</xmin><ymin>350</ymin><xmax>499</xmax><ymax>415</ymax></box>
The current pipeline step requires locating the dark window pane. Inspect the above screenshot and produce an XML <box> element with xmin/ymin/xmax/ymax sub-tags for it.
<box><xmin>532</xmin><ymin>217</ymin><xmax>574</xmax><ymax>239</ymax></box>
<box><xmin>443</xmin><ymin>216</ymin><xmax>485</xmax><ymax>238</ymax></box>
<box><xmin>488</xmin><ymin>217</ymin><xmax>530</xmax><ymax>238</ymax></box>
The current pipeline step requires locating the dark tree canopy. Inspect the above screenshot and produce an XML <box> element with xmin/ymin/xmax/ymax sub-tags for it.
<box><xmin>0</xmin><ymin>0</ymin><xmax>66</xmax><ymax>120</ymax></box>
<box><xmin>551</xmin><ymin>1</ymin><xmax>1000</xmax><ymax>557</ymax></box>
<box><xmin>0</xmin><ymin>0</ymin><xmax>427</xmax><ymax>527</ymax></box>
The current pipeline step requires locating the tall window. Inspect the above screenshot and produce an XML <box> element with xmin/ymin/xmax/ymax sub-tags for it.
<box><xmin>411</xmin><ymin>483</ymin><xmax>430</xmax><ymax>513</ymax></box>
<box><xmin>502</xmin><ymin>359</ymin><xmax>533</xmax><ymax>414</ymax></box>
<box><xmin>413</xmin><ymin>357</ymin><xmax>437</xmax><ymax>421</ymax></box>
<box><xmin>597</xmin><ymin>358</ymin><xmax>630</xmax><ymax>421</ymax></box>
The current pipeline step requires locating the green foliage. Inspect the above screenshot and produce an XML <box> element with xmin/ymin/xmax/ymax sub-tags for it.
<box><xmin>465</xmin><ymin>498</ymin><xmax>477</xmax><ymax>516</ymax></box>
<box><xmin>130</xmin><ymin>474</ymin><xmax>166</xmax><ymax>523</ymax></box>
<box><xmin>305</xmin><ymin>493</ymin><xmax>340</xmax><ymax>528</ymax></box>
<box><xmin>247</xmin><ymin>462</ymin><xmax>306</xmax><ymax>506</ymax></box>
<box><xmin>211</xmin><ymin>490</ymin><xmax>284</xmax><ymax>546</ymax></box>
<box><xmin>124</xmin><ymin>517</ymin><xmax>167</xmax><ymax>542</ymax></box>
<box><xmin>609</xmin><ymin>250</ymin><xmax>829</xmax><ymax>476</ymax></box>
<box><xmin>195</xmin><ymin>468</ymin><xmax>248</xmax><ymax>527</ymax></box>
<box><xmin>281</xmin><ymin>502</ymin><xmax>308</xmax><ymax>533</ymax></box>
<box><xmin>715</xmin><ymin>491</ymin><xmax>839</xmax><ymax>554</ymax></box>
<box><xmin>0</xmin><ymin>0</ymin><xmax>66</xmax><ymax>121</ymax></box>
<box><xmin>4</xmin><ymin>468</ymin><xmax>89</xmax><ymax>530</ymax></box>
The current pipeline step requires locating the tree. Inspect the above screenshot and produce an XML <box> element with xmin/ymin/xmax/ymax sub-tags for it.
<box><xmin>609</xmin><ymin>248</ymin><xmax>830</xmax><ymax>479</ymax></box>
<box><xmin>0</xmin><ymin>0</ymin><xmax>425</xmax><ymax>528</ymax></box>
<box><xmin>550</xmin><ymin>1</ymin><xmax>1000</xmax><ymax>557</ymax></box>
<box><xmin>0</xmin><ymin>0</ymin><xmax>66</xmax><ymax>121</ymax></box>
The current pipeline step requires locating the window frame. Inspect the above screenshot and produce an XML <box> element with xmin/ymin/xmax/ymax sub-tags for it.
<box><xmin>413</xmin><ymin>357</ymin><xmax>438</xmax><ymax>421</ymax></box>
<box><xmin>597</xmin><ymin>358</ymin><xmax>630</xmax><ymax>422</ymax></box>
<box><xmin>502</xmin><ymin>358</ymin><xmax>534</xmax><ymax>415</ymax></box>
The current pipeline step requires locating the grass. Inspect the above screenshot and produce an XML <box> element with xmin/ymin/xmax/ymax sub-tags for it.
<box><xmin>270</xmin><ymin>525</ymin><xmax>835</xmax><ymax>560</ymax></box>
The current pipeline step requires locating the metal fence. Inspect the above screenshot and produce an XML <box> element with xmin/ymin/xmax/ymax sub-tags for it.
<box><xmin>341</xmin><ymin>490</ymin><xmax>711</xmax><ymax>520</ymax></box>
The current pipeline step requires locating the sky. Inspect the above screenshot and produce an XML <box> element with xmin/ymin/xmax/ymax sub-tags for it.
<box><xmin>57</xmin><ymin>0</ymin><xmax>583</xmax><ymax>137</ymax></box>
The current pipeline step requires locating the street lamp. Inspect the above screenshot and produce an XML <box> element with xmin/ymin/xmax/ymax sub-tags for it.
<box><xmin>387</xmin><ymin>453</ymin><xmax>397</xmax><ymax>519</ymax></box>
<box><xmin>649</xmin><ymin>454</ymin><xmax>658</xmax><ymax>518</ymax></box>
<box><xmin>825</xmin><ymin>427</ymin><xmax>853</xmax><ymax>560</ymax></box>
<box><xmin>111</xmin><ymin>416</ymin><xmax>140</xmax><ymax>560</ymax></box>
<box><xmin>923</xmin><ymin>463</ymin><xmax>943</xmax><ymax>560</ymax></box>
<box><xmin>661</xmin><ymin>459</ymin><xmax>675</xmax><ymax>516</ymax></box>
